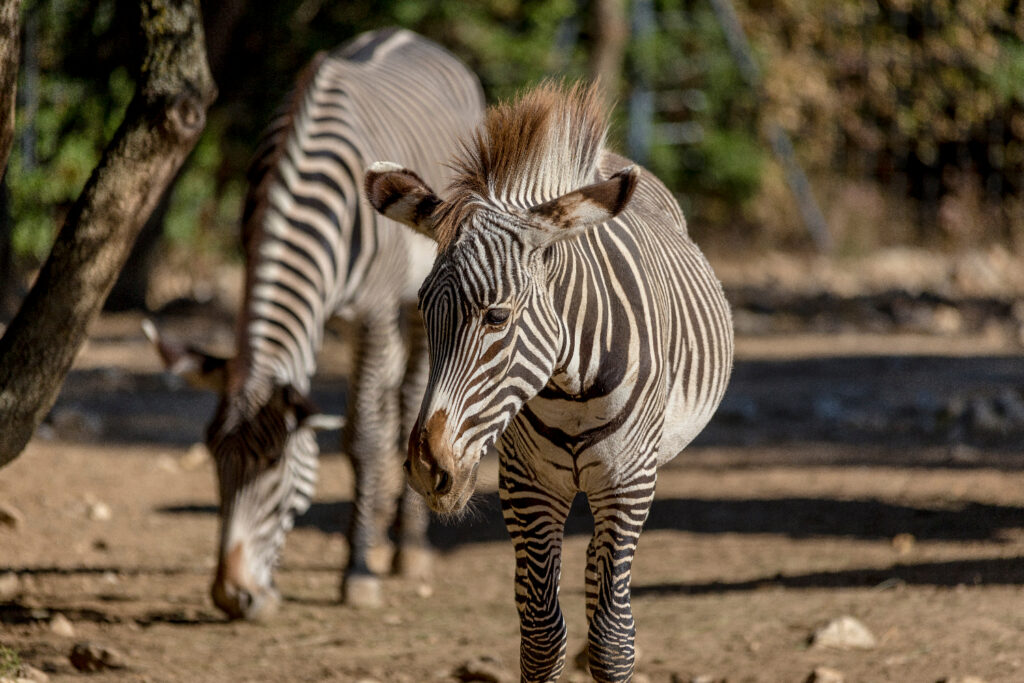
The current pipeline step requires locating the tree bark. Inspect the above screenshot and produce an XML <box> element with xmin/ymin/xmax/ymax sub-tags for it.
<box><xmin>0</xmin><ymin>0</ymin><xmax>22</xmax><ymax>177</ymax></box>
<box><xmin>0</xmin><ymin>0</ymin><xmax>217</xmax><ymax>468</ymax></box>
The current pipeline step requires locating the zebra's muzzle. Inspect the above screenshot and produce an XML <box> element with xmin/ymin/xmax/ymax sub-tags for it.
<box><xmin>210</xmin><ymin>542</ymin><xmax>281</xmax><ymax>621</ymax></box>
<box><xmin>406</xmin><ymin>410</ymin><xmax>478</xmax><ymax>514</ymax></box>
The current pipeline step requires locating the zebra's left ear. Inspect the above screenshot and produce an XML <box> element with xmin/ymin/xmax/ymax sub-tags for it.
<box><xmin>279</xmin><ymin>385</ymin><xmax>345</xmax><ymax>432</ymax></box>
<box><xmin>527</xmin><ymin>165</ymin><xmax>641</xmax><ymax>242</ymax></box>
<box><xmin>364</xmin><ymin>161</ymin><xmax>442</xmax><ymax>239</ymax></box>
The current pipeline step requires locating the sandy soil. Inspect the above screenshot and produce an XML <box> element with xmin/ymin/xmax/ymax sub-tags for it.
<box><xmin>2</xmin><ymin>281</ymin><xmax>1024</xmax><ymax>682</ymax></box>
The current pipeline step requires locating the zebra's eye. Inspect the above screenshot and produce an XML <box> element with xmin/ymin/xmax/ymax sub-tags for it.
<box><xmin>483</xmin><ymin>307</ymin><xmax>511</xmax><ymax>327</ymax></box>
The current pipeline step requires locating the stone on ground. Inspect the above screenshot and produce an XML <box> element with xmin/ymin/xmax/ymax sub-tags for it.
<box><xmin>0</xmin><ymin>502</ymin><xmax>23</xmax><ymax>529</ymax></box>
<box><xmin>68</xmin><ymin>643</ymin><xmax>126</xmax><ymax>672</ymax></box>
<box><xmin>0</xmin><ymin>573</ymin><xmax>18</xmax><ymax>599</ymax></box>
<box><xmin>48</xmin><ymin>614</ymin><xmax>74</xmax><ymax>638</ymax></box>
<box><xmin>805</xmin><ymin>666</ymin><xmax>845</xmax><ymax>683</ymax></box>
<box><xmin>810</xmin><ymin>615</ymin><xmax>877</xmax><ymax>650</ymax></box>
<box><xmin>451</xmin><ymin>655</ymin><xmax>513</xmax><ymax>683</ymax></box>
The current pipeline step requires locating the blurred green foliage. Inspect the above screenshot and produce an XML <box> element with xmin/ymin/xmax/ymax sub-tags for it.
<box><xmin>0</xmin><ymin>644</ymin><xmax>20</xmax><ymax>677</ymax></box>
<box><xmin>5</xmin><ymin>0</ymin><xmax>1024</xmax><ymax>267</ymax></box>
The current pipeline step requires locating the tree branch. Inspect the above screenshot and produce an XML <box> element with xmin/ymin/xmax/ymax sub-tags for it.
<box><xmin>0</xmin><ymin>0</ymin><xmax>22</xmax><ymax>178</ymax></box>
<box><xmin>0</xmin><ymin>0</ymin><xmax>217</xmax><ymax>467</ymax></box>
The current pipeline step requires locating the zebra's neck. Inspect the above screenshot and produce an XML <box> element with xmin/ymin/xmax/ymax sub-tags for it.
<box><xmin>233</xmin><ymin>59</ymin><xmax>364</xmax><ymax>398</ymax></box>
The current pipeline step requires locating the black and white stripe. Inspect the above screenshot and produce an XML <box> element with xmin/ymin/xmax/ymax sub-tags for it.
<box><xmin>367</xmin><ymin>84</ymin><xmax>733</xmax><ymax>681</ymax></box>
<box><xmin>204</xmin><ymin>28</ymin><xmax>483</xmax><ymax>619</ymax></box>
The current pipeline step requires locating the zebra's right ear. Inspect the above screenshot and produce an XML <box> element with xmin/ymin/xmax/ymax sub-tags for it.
<box><xmin>142</xmin><ymin>319</ymin><xmax>228</xmax><ymax>392</ymax></box>
<box><xmin>364</xmin><ymin>161</ymin><xmax>441</xmax><ymax>239</ymax></box>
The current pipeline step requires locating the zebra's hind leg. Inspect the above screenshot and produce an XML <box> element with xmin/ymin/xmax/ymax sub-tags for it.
<box><xmin>500</xmin><ymin>456</ymin><xmax>573</xmax><ymax>683</ymax></box>
<box><xmin>583</xmin><ymin>470</ymin><xmax>657</xmax><ymax>683</ymax></box>
<box><xmin>392</xmin><ymin>307</ymin><xmax>433</xmax><ymax>582</ymax></box>
<box><xmin>341</xmin><ymin>313</ymin><xmax>406</xmax><ymax>608</ymax></box>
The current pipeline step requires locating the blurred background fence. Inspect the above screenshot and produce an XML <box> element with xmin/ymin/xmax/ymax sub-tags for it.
<box><xmin>2</xmin><ymin>0</ymin><xmax>1023</xmax><ymax>312</ymax></box>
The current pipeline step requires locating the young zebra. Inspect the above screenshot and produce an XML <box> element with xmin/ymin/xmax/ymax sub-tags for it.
<box><xmin>148</xmin><ymin>28</ymin><xmax>483</xmax><ymax>619</ymax></box>
<box><xmin>366</xmin><ymin>83</ymin><xmax>733</xmax><ymax>682</ymax></box>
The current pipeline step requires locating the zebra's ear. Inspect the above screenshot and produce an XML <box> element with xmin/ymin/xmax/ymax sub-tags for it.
<box><xmin>279</xmin><ymin>385</ymin><xmax>345</xmax><ymax>432</ymax></box>
<box><xmin>142</xmin><ymin>319</ymin><xmax>228</xmax><ymax>392</ymax></box>
<box><xmin>364</xmin><ymin>161</ymin><xmax>442</xmax><ymax>239</ymax></box>
<box><xmin>527</xmin><ymin>166</ymin><xmax>641</xmax><ymax>242</ymax></box>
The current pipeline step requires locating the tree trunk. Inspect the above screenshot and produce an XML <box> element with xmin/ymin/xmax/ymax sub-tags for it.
<box><xmin>103</xmin><ymin>186</ymin><xmax>171</xmax><ymax>312</ymax></box>
<box><xmin>588</xmin><ymin>0</ymin><xmax>628</xmax><ymax>111</ymax></box>
<box><xmin>0</xmin><ymin>0</ymin><xmax>20</xmax><ymax>177</ymax></box>
<box><xmin>0</xmin><ymin>0</ymin><xmax>217</xmax><ymax>468</ymax></box>
<box><xmin>104</xmin><ymin>0</ymin><xmax>248</xmax><ymax>313</ymax></box>
<box><xmin>0</xmin><ymin>176</ymin><xmax>15</xmax><ymax>320</ymax></box>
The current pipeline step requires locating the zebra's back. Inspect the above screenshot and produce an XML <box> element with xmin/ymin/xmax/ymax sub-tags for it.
<box><xmin>244</xmin><ymin>28</ymin><xmax>484</xmax><ymax>353</ymax></box>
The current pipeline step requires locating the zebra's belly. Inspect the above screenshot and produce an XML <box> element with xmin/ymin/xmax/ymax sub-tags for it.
<box><xmin>657</xmin><ymin>371</ymin><xmax>727</xmax><ymax>466</ymax></box>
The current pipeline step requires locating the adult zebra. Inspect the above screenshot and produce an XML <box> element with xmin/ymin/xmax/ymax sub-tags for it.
<box><xmin>148</xmin><ymin>28</ymin><xmax>484</xmax><ymax>620</ymax></box>
<box><xmin>365</xmin><ymin>83</ymin><xmax>733</xmax><ymax>682</ymax></box>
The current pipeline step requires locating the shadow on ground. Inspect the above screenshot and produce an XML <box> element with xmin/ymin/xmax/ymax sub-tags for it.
<box><xmin>631</xmin><ymin>556</ymin><xmax>1024</xmax><ymax>595</ymax></box>
<box><xmin>51</xmin><ymin>353</ymin><xmax>1024</xmax><ymax>460</ymax></box>
<box><xmin>160</xmin><ymin>490</ymin><xmax>1024</xmax><ymax>549</ymax></box>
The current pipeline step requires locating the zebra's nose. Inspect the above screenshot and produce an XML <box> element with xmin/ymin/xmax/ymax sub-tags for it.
<box><xmin>211</xmin><ymin>579</ymin><xmax>251</xmax><ymax>619</ymax></box>
<box><xmin>210</xmin><ymin>542</ymin><xmax>279</xmax><ymax>621</ymax></box>
<box><xmin>433</xmin><ymin>468</ymin><xmax>452</xmax><ymax>495</ymax></box>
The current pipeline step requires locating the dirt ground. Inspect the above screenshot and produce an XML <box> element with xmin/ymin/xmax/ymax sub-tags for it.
<box><xmin>3</xmin><ymin>250</ymin><xmax>1024</xmax><ymax>683</ymax></box>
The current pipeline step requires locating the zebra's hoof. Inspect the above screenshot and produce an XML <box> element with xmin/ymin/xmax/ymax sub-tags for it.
<box><xmin>393</xmin><ymin>546</ymin><xmax>434</xmax><ymax>581</ymax></box>
<box><xmin>342</xmin><ymin>574</ymin><xmax>383</xmax><ymax>608</ymax></box>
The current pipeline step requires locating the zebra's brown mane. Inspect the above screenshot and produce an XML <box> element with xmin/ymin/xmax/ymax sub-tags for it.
<box><xmin>435</xmin><ymin>81</ymin><xmax>608</xmax><ymax>251</ymax></box>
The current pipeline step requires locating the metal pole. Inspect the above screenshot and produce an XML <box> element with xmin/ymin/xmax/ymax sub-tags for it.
<box><xmin>706</xmin><ymin>0</ymin><xmax>833</xmax><ymax>252</ymax></box>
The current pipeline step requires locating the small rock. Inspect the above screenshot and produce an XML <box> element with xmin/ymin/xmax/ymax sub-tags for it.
<box><xmin>891</xmin><ymin>533</ymin><xmax>915</xmax><ymax>555</ymax></box>
<box><xmin>452</xmin><ymin>655</ymin><xmax>513</xmax><ymax>683</ymax></box>
<box><xmin>0</xmin><ymin>572</ymin><xmax>19</xmax><ymax>599</ymax></box>
<box><xmin>806</xmin><ymin>666</ymin><xmax>845</xmax><ymax>683</ymax></box>
<box><xmin>87</xmin><ymin>502</ymin><xmax>112</xmax><ymax>522</ymax></box>
<box><xmin>49</xmin><ymin>614</ymin><xmax>75</xmax><ymax>638</ymax></box>
<box><xmin>685</xmin><ymin>676</ymin><xmax>726</xmax><ymax>683</ymax></box>
<box><xmin>810</xmin><ymin>616</ymin><xmax>877</xmax><ymax>650</ymax></box>
<box><xmin>416</xmin><ymin>582</ymin><xmax>434</xmax><ymax>599</ymax></box>
<box><xmin>633</xmin><ymin>675</ymin><xmax>652</xmax><ymax>683</ymax></box>
<box><xmin>353</xmin><ymin>679</ymin><xmax>383</xmax><ymax>683</ymax></box>
<box><xmin>68</xmin><ymin>642</ymin><xmax>126</xmax><ymax>672</ymax></box>
<box><xmin>16</xmin><ymin>664</ymin><xmax>49</xmax><ymax>683</ymax></box>
<box><xmin>937</xmin><ymin>677</ymin><xmax>988</xmax><ymax>683</ymax></box>
<box><xmin>50</xmin><ymin>407</ymin><xmax>103</xmax><ymax>441</ymax></box>
<box><xmin>179</xmin><ymin>443</ymin><xmax>209</xmax><ymax>470</ymax></box>
<box><xmin>0</xmin><ymin>502</ymin><xmax>23</xmax><ymax>530</ymax></box>
<box><xmin>155</xmin><ymin>455</ymin><xmax>179</xmax><ymax>473</ymax></box>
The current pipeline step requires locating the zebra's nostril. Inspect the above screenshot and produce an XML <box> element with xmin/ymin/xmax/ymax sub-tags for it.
<box><xmin>235</xmin><ymin>588</ymin><xmax>253</xmax><ymax>612</ymax></box>
<box><xmin>434</xmin><ymin>469</ymin><xmax>452</xmax><ymax>495</ymax></box>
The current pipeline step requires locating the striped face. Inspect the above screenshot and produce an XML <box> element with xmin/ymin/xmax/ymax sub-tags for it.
<box><xmin>204</xmin><ymin>386</ymin><xmax>321</xmax><ymax>620</ymax></box>
<box><xmin>409</xmin><ymin>213</ymin><xmax>562</xmax><ymax>514</ymax></box>
<box><xmin>365</xmin><ymin>160</ymin><xmax>640</xmax><ymax>515</ymax></box>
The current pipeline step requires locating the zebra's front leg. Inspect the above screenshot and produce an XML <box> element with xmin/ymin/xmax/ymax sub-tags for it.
<box><xmin>584</xmin><ymin>471</ymin><xmax>657</xmax><ymax>682</ymax></box>
<box><xmin>342</xmin><ymin>313</ymin><xmax>406</xmax><ymax>607</ymax></box>
<box><xmin>500</xmin><ymin>458</ymin><xmax>573</xmax><ymax>683</ymax></box>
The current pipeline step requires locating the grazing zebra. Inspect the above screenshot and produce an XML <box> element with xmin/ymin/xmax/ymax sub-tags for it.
<box><xmin>147</xmin><ymin>28</ymin><xmax>484</xmax><ymax>620</ymax></box>
<box><xmin>365</xmin><ymin>83</ymin><xmax>733</xmax><ymax>682</ymax></box>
